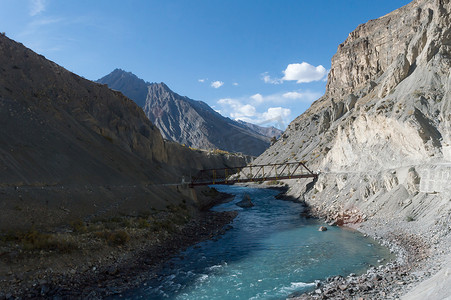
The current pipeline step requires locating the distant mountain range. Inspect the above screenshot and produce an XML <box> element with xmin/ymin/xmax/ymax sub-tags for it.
<box><xmin>97</xmin><ymin>69</ymin><xmax>282</xmax><ymax>156</ymax></box>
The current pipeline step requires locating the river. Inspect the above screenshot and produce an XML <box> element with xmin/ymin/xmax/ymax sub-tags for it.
<box><xmin>118</xmin><ymin>185</ymin><xmax>392</xmax><ymax>299</ymax></box>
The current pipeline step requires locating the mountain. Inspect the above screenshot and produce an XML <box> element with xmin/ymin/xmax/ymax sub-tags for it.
<box><xmin>98</xmin><ymin>70</ymin><xmax>275</xmax><ymax>156</ymax></box>
<box><xmin>0</xmin><ymin>35</ymin><xmax>247</xmax><ymax>231</ymax></box>
<box><xmin>255</xmin><ymin>0</ymin><xmax>450</xmax><ymax>298</ymax></box>
<box><xmin>236</xmin><ymin>120</ymin><xmax>282</xmax><ymax>139</ymax></box>
<box><xmin>97</xmin><ymin>69</ymin><xmax>150</xmax><ymax>107</ymax></box>
<box><xmin>143</xmin><ymin>82</ymin><xmax>272</xmax><ymax>156</ymax></box>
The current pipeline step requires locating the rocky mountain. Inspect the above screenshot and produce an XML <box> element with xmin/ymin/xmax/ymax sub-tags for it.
<box><xmin>143</xmin><ymin>82</ymin><xmax>272</xmax><ymax>156</ymax></box>
<box><xmin>98</xmin><ymin>70</ymin><xmax>275</xmax><ymax>156</ymax></box>
<box><xmin>236</xmin><ymin>119</ymin><xmax>282</xmax><ymax>139</ymax></box>
<box><xmin>97</xmin><ymin>69</ymin><xmax>150</xmax><ymax>107</ymax></box>
<box><xmin>255</xmin><ymin>0</ymin><xmax>451</xmax><ymax>298</ymax></box>
<box><xmin>0</xmin><ymin>35</ymin><xmax>247</xmax><ymax>231</ymax></box>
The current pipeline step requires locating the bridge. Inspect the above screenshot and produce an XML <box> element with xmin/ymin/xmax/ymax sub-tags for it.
<box><xmin>189</xmin><ymin>161</ymin><xmax>318</xmax><ymax>187</ymax></box>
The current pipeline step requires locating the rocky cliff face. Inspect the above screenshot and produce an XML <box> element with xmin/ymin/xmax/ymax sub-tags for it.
<box><xmin>255</xmin><ymin>0</ymin><xmax>451</xmax><ymax>297</ymax></box>
<box><xmin>98</xmin><ymin>70</ymin><xmax>275</xmax><ymax>156</ymax></box>
<box><xmin>257</xmin><ymin>0</ymin><xmax>451</xmax><ymax>180</ymax></box>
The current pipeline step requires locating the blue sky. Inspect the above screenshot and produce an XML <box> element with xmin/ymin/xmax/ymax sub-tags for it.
<box><xmin>1</xmin><ymin>0</ymin><xmax>411</xmax><ymax>129</ymax></box>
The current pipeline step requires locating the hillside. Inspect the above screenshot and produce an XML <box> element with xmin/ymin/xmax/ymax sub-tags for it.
<box><xmin>98</xmin><ymin>70</ymin><xmax>278</xmax><ymax>156</ymax></box>
<box><xmin>255</xmin><ymin>0</ymin><xmax>451</xmax><ymax>298</ymax></box>
<box><xmin>0</xmin><ymin>34</ymin><xmax>245</xmax><ymax>231</ymax></box>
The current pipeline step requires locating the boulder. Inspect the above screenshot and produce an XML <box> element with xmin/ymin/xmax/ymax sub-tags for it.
<box><xmin>318</xmin><ymin>226</ymin><xmax>328</xmax><ymax>231</ymax></box>
<box><xmin>236</xmin><ymin>194</ymin><xmax>254</xmax><ymax>208</ymax></box>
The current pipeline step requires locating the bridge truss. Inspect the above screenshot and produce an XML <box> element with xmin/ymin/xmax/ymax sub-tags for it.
<box><xmin>190</xmin><ymin>161</ymin><xmax>317</xmax><ymax>187</ymax></box>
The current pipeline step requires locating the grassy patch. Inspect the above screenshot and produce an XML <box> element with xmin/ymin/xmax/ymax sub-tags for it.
<box><xmin>95</xmin><ymin>230</ymin><xmax>130</xmax><ymax>246</ymax></box>
<box><xmin>0</xmin><ymin>229</ymin><xmax>78</xmax><ymax>252</ymax></box>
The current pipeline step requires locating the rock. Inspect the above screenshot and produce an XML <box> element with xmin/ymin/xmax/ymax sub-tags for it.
<box><xmin>328</xmin><ymin>220</ymin><xmax>337</xmax><ymax>226</ymax></box>
<box><xmin>40</xmin><ymin>284</ymin><xmax>50</xmax><ymax>296</ymax></box>
<box><xmin>236</xmin><ymin>194</ymin><xmax>254</xmax><ymax>208</ymax></box>
<box><xmin>107</xmin><ymin>266</ymin><xmax>118</xmax><ymax>275</ymax></box>
<box><xmin>318</xmin><ymin>226</ymin><xmax>328</xmax><ymax>231</ymax></box>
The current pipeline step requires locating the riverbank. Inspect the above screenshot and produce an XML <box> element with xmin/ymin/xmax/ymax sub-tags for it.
<box><xmin>280</xmin><ymin>178</ymin><xmax>451</xmax><ymax>300</ymax></box>
<box><xmin>0</xmin><ymin>190</ymin><xmax>238</xmax><ymax>299</ymax></box>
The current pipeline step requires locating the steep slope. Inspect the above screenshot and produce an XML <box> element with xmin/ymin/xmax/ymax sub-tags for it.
<box><xmin>0</xmin><ymin>35</ymin><xmax>243</xmax><ymax>231</ymax></box>
<box><xmin>98</xmin><ymin>70</ymin><xmax>275</xmax><ymax>156</ymax></box>
<box><xmin>255</xmin><ymin>0</ymin><xmax>451</xmax><ymax>298</ymax></box>
<box><xmin>236</xmin><ymin>120</ymin><xmax>282</xmax><ymax>139</ymax></box>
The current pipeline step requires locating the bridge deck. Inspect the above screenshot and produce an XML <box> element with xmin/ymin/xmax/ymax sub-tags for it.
<box><xmin>190</xmin><ymin>161</ymin><xmax>318</xmax><ymax>187</ymax></box>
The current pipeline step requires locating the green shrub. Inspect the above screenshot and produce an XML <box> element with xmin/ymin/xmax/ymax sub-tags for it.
<box><xmin>95</xmin><ymin>230</ymin><xmax>130</xmax><ymax>246</ymax></box>
<box><xmin>137</xmin><ymin>218</ymin><xmax>150</xmax><ymax>229</ymax></box>
<box><xmin>70</xmin><ymin>219</ymin><xmax>88</xmax><ymax>233</ymax></box>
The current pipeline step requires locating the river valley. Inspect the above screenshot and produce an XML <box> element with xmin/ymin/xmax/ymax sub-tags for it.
<box><xmin>118</xmin><ymin>185</ymin><xmax>393</xmax><ymax>299</ymax></box>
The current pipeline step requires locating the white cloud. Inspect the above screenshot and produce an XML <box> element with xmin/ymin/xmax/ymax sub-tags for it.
<box><xmin>218</xmin><ymin>98</ymin><xmax>256</xmax><ymax>118</ymax></box>
<box><xmin>232</xmin><ymin>82</ymin><xmax>239</xmax><ymax>86</ymax></box>
<box><xmin>249</xmin><ymin>90</ymin><xmax>321</xmax><ymax>105</ymax></box>
<box><xmin>262</xmin><ymin>107</ymin><xmax>291</xmax><ymax>121</ymax></box>
<box><xmin>282</xmin><ymin>62</ymin><xmax>327</xmax><ymax>83</ymax></box>
<box><xmin>233</xmin><ymin>104</ymin><xmax>256</xmax><ymax>118</ymax></box>
<box><xmin>217</xmin><ymin>98</ymin><xmax>292</xmax><ymax>129</ymax></box>
<box><xmin>262</xmin><ymin>62</ymin><xmax>327</xmax><ymax>85</ymax></box>
<box><xmin>250</xmin><ymin>93</ymin><xmax>263</xmax><ymax>103</ymax></box>
<box><xmin>261</xmin><ymin>72</ymin><xmax>282</xmax><ymax>84</ymax></box>
<box><xmin>211</xmin><ymin>80</ymin><xmax>224</xmax><ymax>88</ymax></box>
<box><xmin>198</xmin><ymin>78</ymin><xmax>206</xmax><ymax>83</ymax></box>
<box><xmin>282</xmin><ymin>91</ymin><xmax>323</xmax><ymax>100</ymax></box>
<box><xmin>29</xmin><ymin>0</ymin><xmax>47</xmax><ymax>16</ymax></box>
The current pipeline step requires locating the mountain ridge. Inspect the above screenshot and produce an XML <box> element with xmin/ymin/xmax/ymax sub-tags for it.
<box><xmin>98</xmin><ymin>70</ymin><xmax>281</xmax><ymax>156</ymax></box>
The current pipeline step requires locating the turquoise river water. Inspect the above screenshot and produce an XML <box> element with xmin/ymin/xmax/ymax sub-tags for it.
<box><xmin>119</xmin><ymin>185</ymin><xmax>392</xmax><ymax>299</ymax></box>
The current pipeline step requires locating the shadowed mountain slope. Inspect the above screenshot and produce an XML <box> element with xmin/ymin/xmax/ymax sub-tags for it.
<box><xmin>0</xmin><ymin>35</ymin><xmax>245</xmax><ymax>230</ymax></box>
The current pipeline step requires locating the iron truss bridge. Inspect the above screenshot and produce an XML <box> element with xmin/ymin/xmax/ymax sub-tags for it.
<box><xmin>189</xmin><ymin>161</ymin><xmax>318</xmax><ymax>187</ymax></box>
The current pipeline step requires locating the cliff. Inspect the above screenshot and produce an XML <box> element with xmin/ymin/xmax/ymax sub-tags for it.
<box><xmin>255</xmin><ymin>0</ymin><xmax>451</xmax><ymax>298</ymax></box>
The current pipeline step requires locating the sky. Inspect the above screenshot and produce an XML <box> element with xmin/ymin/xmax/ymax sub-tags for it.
<box><xmin>0</xmin><ymin>0</ymin><xmax>412</xmax><ymax>129</ymax></box>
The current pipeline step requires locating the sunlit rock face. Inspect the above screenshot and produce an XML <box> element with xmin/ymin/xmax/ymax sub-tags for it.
<box><xmin>256</xmin><ymin>1</ymin><xmax>451</xmax><ymax>264</ymax></box>
<box><xmin>256</xmin><ymin>2</ymin><xmax>451</xmax><ymax>296</ymax></box>
<box><xmin>257</xmin><ymin>0</ymin><xmax>451</xmax><ymax>173</ymax></box>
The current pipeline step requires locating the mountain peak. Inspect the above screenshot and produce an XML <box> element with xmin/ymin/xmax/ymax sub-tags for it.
<box><xmin>97</xmin><ymin>69</ymin><xmax>150</xmax><ymax>107</ymax></box>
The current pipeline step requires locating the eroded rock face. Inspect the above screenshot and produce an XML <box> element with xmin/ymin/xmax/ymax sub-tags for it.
<box><xmin>257</xmin><ymin>0</ymin><xmax>451</xmax><ymax>173</ymax></box>
<box><xmin>255</xmin><ymin>1</ymin><xmax>451</xmax><ymax>296</ymax></box>
<box><xmin>255</xmin><ymin>0</ymin><xmax>451</xmax><ymax>298</ymax></box>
